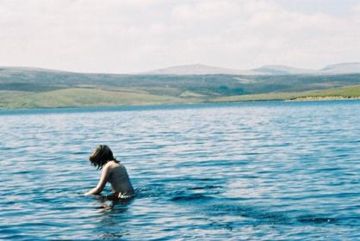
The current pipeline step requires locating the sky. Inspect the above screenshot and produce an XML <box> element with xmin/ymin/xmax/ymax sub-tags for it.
<box><xmin>0</xmin><ymin>0</ymin><xmax>359</xmax><ymax>73</ymax></box>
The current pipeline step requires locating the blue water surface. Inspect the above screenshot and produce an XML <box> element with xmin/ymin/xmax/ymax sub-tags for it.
<box><xmin>0</xmin><ymin>101</ymin><xmax>360</xmax><ymax>240</ymax></box>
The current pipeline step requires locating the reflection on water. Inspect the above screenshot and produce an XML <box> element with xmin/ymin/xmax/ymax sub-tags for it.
<box><xmin>1</xmin><ymin>101</ymin><xmax>360</xmax><ymax>240</ymax></box>
<box><xmin>93</xmin><ymin>194</ymin><xmax>134</xmax><ymax>212</ymax></box>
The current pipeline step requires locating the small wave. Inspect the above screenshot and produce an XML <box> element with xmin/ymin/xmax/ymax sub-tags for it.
<box><xmin>170</xmin><ymin>193</ymin><xmax>214</xmax><ymax>202</ymax></box>
<box><xmin>297</xmin><ymin>215</ymin><xmax>337</xmax><ymax>224</ymax></box>
<box><xmin>203</xmin><ymin>203</ymin><xmax>292</xmax><ymax>225</ymax></box>
<box><xmin>188</xmin><ymin>185</ymin><xmax>222</xmax><ymax>190</ymax></box>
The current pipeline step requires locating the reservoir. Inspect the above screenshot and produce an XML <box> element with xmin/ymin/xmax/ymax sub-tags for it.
<box><xmin>1</xmin><ymin>101</ymin><xmax>360</xmax><ymax>240</ymax></box>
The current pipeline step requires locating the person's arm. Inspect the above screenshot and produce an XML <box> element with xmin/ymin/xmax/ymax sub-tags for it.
<box><xmin>85</xmin><ymin>164</ymin><xmax>111</xmax><ymax>196</ymax></box>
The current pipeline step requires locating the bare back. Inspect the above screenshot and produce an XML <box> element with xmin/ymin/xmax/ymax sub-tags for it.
<box><xmin>107</xmin><ymin>161</ymin><xmax>134</xmax><ymax>197</ymax></box>
<box><xmin>85</xmin><ymin>160</ymin><xmax>134</xmax><ymax>198</ymax></box>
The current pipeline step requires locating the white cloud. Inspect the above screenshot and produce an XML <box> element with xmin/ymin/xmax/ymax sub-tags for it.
<box><xmin>0</xmin><ymin>0</ymin><xmax>359</xmax><ymax>73</ymax></box>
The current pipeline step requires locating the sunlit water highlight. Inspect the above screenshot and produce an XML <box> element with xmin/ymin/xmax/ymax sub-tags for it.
<box><xmin>1</xmin><ymin>101</ymin><xmax>360</xmax><ymax>240</ymax></box>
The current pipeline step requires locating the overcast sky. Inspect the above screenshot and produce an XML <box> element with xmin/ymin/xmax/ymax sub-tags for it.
<box><xmin>0</xmin><ymin>0</ymin><xmax>359</xmax><ymax>73</ymax></box>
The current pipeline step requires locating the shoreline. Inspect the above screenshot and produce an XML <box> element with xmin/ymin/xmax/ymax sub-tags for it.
<box><xmin>1</xmin><ymin>96</ymin><xmax>360</xmax><ymax>111</ymax></box>
<box><xmin>288</xmin><ymin>96</ymin><xmax>360</xmax><ymax>101</ymax></box>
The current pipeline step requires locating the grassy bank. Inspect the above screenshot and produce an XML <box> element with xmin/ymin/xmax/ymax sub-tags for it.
<box><xmin>1</xmin><ymin>85</ymin><xmax>360</xmax><ymax>109</ymax></box>
<box><xmin>212</xmin><ymin>85</ymin><xmax>360</xmax><ymax>102</ymax></box>
<box><xmin>0</xmin><ymin>88</ymin><xmax>202</xmax><ymax>109</ymax></box>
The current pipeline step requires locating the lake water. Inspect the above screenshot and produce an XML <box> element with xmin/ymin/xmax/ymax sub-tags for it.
<box><xmin>1</xmin><ymin>101</ymin><xmax>360</xmax><ymax>240</ymax></box>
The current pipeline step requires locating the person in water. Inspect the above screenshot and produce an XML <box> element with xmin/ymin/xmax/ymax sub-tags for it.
<box><xmin>85</xmin><ymin>145</ymin><xmax>134</xmax><ymax>199</ymax></box>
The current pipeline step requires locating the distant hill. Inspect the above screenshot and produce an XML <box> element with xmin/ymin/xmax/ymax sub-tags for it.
<box><xmin>143</xmin><ymin>64</ymin><xmax>243</xmax><ymax>75</ymax></box>
<box><xmin>1</xmin><ymin>64</ymin><xmax>360</xmax><ymax>108</ymax></box>
<box><xmin>251</xmin><ymin>65</ymin><xmax>315</xmax><ymax>75</ymax></box>
<box><xmin>143</xmin><ymin>62</ymin><xmax>360</xmax><ymax>76</ymax></box>
<box><xmin>320</xmin><ymin>63</ymin><xmax>360</xmax><ymax>74</ymax></box>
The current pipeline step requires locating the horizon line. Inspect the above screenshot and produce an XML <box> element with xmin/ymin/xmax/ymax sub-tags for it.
<box><xmin>1</xmin><ymin>61</ymin><xmax>360</xmax><ymax>75</ymax></box>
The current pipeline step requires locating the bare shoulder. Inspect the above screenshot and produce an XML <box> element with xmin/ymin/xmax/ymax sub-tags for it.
<box><xmin>105</xmin><ymin>160</ymin><xmax>124</xmax><ymax>170</ymax></box>
<box><xmin>100</xmin><ymin>161</ymin><xmax>115</xmax><ymax>173</ymax></box>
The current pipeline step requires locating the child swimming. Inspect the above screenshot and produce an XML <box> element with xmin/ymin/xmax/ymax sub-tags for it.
<box><xmin>85</xmin><ymin>145</ymin><xmax>134</xmax><ymax>199</ymax></box>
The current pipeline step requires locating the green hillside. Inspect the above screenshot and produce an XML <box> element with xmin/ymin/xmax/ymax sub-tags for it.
<box><xmin>212</xmin><ymin>85</ymin><xmax>360</xmax><ymax>102</ymax></box>
<box><xmin>0</xmin><ymin>88</ymin><xmax>203</xmax><ymax>108</ymax></box>
<box><xmin>1</xmin><ymin>67</ymin><xmax>360</xmax><ymax>108</ymax></box>
<box><xmin>1</xmin><ymin>85</ymin><xmax>360</xmax><ymax>109</ymax></box>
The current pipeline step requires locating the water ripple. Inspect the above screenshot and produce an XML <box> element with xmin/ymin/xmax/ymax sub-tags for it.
<box><xmin>1</xmin><ymin>101</ymin><xmax>360</xmax><ymax>240</ymax></box>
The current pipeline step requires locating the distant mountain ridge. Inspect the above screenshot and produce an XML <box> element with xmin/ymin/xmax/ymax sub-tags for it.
<box><xmin>144</xmin><ymin>62</ymin><xmax>360</xmax><ymax>76</ymax></box>
<box><xmin>2</xmin><ymin>62</ymin><xmax>360</xmax><ymax>76</ymax></box>
<box><xmin>251</xmin><ymin>65</ymin><xmax>315</xmax><ymax>75</ymax></box>
<box><xmin>320</xmin><ymin>63</ymin><xmax>360</xmax><ymax>74</ymax></box>
<box><xmin>1</xmin><ymin>63</ymin><xmax>360</xmax><ymax>108</ymax></box>
<box><xmin>142</xmin><ymin>64</ymin><xmax>242</xmax><ymax>75</ymax></box>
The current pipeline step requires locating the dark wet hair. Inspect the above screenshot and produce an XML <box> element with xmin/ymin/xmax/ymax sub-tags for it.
<box><xmin>89</xmin><ymin>145</ymin><xmax>118</xmax><ymax>169</ymax></box>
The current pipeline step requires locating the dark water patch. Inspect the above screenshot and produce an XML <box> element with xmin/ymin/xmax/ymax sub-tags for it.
<box><xmin>133</xmin><ymin>176</ymin><xmax>226</xmax><ymax>199</ymax></box>
<box><xmin>170</xmin><ymin>193</ymin><xmax>214</xmax><ymax>202</ymax></box>
<box><xmin>13</xmin><ymin>170</ymin><xmax>33</xmax><ymax>175</ymax></box>
<box><xmin>188</xmin><ymin>185</ymin><xmax>223</xmax><ymax>190</ymax></box>
<box><xmin>316</xmin><ymin>167</ymin><xmax>343</xmax><ymax>172</ymax></box>
<box><xmin>0</xmin><ymin>146</ymin><xmax>17</xmax><ymax>151</ymax></box>
<box><xmin>0</xmin><ymin>233</ymin><xmax>47</xmax><ymax>241</ymax></box>
<box><xmin>241</xmin><ymin>174</ymin><xmax>259</xmax><ymax>179</ymax></box>
<box><xmin>205</xmin><ymin>203</ymin><xmax>292</xmax><ymax>225</ymax></box>
<box><xmin>98</xmin><ymin>232</ymin><xmax>127</xmax><ymax>240</ymax></box>
<box><xmin>70</xmin><ymin>151</ymin><xmax>89</xmax><ymax>155</ymax></box>
<box><xmin>297</xmin><ymin>215</ymin><xmax>338</xmax><ymax>225</ymax></box>
<box><xmin>208</xmin><ymin>220</ymin><xmax>234</xmax><ymax>231</ymax></box>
